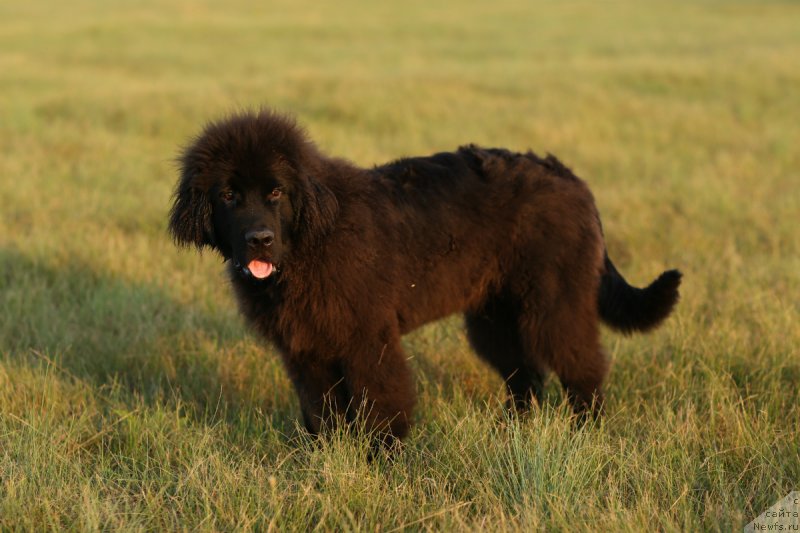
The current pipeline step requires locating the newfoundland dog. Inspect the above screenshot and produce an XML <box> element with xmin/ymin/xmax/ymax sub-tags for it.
<box><xmin>169</xmin><ymin>110</ymin><xmax>681</xmax><ymax>443</ymax></box>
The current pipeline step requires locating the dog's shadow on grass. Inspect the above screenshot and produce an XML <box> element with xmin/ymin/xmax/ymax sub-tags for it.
<box><xmin>1</xmin><ymin>247</ymin><xmax>578</xmax><ymax>443</ymax></box>
<box><xmin>0</xmin><ymin>248</ymin><xmax>301</xmax><ymax>439</ymax></box>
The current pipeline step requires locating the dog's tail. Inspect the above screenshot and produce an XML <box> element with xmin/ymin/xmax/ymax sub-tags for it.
<box><xmin>598</xmin><ymin>252</ymin><xmax>682</xmax><ymax>334</ymax></box>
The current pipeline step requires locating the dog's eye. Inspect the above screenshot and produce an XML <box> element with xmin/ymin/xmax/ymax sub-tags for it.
<box><xmin>219</xmin><ymin>189</ymin><xmax>235</xmax><ymax>203</ymax></box>
<box><xmin>268</xmin><ymin>188</ymin><xmax>282</xmax><ymax>201</ymax></box>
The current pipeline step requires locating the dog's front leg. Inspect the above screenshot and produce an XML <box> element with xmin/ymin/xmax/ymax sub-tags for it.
<box><xmin>284</xmin><ymin>356</ymin><xmax>351</xmax><ymax>435</ymax></box>
<box><xmin>341</xmin><ymin>338</ymin><xmax>416</xmax><ymax>446</ymax></box>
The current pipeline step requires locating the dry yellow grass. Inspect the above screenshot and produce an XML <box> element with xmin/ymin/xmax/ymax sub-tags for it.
<box><xmin>1</xmin><ymin>0</ymin><xmax>799</xmax><ymax>530</ymax></box>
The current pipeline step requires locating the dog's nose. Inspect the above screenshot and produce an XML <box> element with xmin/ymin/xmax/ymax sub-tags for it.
<box><xmin>245</xmin><ymin>229</ymin><xmax>275</xmax><ymax>248</ymax></box>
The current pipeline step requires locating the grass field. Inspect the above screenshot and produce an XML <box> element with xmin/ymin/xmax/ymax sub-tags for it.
<box><xmin>1</xmin><ymin>0</ymin><xmax>799</xmax><ymax>530</ymax></box>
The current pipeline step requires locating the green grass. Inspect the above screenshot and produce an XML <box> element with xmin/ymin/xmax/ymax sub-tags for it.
<box><xmin>2</xmin><ymin>0</ymin><xmax>799</xmax><ymax>530</ymax></box>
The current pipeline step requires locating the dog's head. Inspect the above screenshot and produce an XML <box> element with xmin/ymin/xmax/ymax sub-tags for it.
<box><xmin>169</xmin><ymin>110</ymin><xmax>338</xmax><ymax>281</ymax></box>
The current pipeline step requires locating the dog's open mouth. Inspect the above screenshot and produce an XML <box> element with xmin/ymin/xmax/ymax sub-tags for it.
<box><xmin>247</xmin><ymin>260</ymin><xmax>274</xmax><ymax>279</ymax></box>
<box><xmin>234</xmin><ymin>260</ymin><xmax>276</xmax><ymax>280</ymax></box>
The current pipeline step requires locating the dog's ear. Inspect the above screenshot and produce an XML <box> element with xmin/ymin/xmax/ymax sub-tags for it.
<box><xmin>295</xmin><ymin>175</ymin><xmax>339</xmax><ymax>244</ymax></box>
<box><xmin>168</xmin><ymin>171</ymin><xmax>214</xmax><ymax>249</ymax></box>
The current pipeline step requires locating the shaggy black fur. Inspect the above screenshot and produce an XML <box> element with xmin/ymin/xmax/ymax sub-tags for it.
<box><xmin>169</xmin><ymin>110</ymin><xmax>681</xmax><ymax>442</ymax></box>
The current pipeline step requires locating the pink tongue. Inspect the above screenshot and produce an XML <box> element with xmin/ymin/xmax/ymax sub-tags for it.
<box><xmin>247</xmin><ymin>260</ymin><xmax>274</xmax><ymax>279</ymax></box>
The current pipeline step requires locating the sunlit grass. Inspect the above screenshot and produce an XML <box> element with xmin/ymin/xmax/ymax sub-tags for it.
<box><xmin>1</xmin><ymin>0</ymin><xmax>799</xmax><ymax>530</ymax></box>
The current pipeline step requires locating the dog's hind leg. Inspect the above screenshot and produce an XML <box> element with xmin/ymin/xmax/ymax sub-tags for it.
<box><xmin>521</xmin><ymin>300</ymin><xmax>608</xmax><ymax>419</ymax></box>
<box><xmin>465</xmin><ymin>297</ymin><xmax>547</xmax><ymax>411</ymax></box>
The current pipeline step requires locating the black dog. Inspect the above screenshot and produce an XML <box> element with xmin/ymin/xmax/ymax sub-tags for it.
<box><xmin>170</xmin><ymin>110</ymin><xmax>681</xmax><ymax>442</ymax></box>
